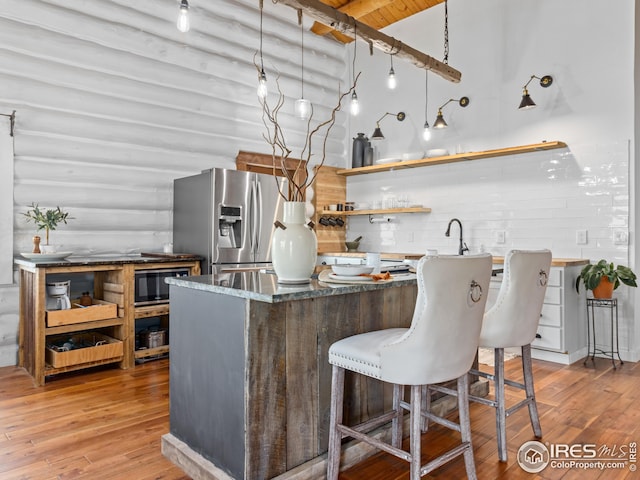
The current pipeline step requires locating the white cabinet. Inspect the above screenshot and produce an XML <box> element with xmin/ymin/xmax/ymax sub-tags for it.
<box><xmin>487</xmin><ymin>264</ymin><xmax>586</xmax><ymax>365</ymax></box>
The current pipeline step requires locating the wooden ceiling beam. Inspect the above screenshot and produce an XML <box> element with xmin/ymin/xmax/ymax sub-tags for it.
<box><xmin>310</xmin><ymin>0</ymin><xmax>397</xmax><ymax>36</ymax></box>
<box><xmin>273</xmin><ymin>0</ymin><xmax>461</xmax><ymax>83</ymax></box>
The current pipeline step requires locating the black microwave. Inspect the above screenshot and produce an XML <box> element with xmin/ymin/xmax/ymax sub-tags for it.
<box><xmin>134</xmin><ymin>268</ymin><xmax>190</xmax><ymax>306</ymax></box>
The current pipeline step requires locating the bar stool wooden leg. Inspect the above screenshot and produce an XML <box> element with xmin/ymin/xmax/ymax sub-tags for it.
<box><xmin>494</xmin><ymin>348</ymin><xmax>508</xmax><ymax>462</ymax></box>
<box><xmin>410</xmin><ymin>385</ymin><xmax>422</xmax><ymax>480</ymax></box>
<box><xmin>420</xmin><ymin>385</ymin><xmax>431</xmax><ymax>433</ymax></box>
<box><xmin>522</xmin><ymin>345</ymin><xmax>542</xmax><ymax>438</ymax></box>
<box><xmin>458</xmin><ymin>373</ymin><xmax>477</xmax><ymax>480</ymax></box>
<box><xmin>392</xmin><ymin>383</ymin><xmax>404</xmax><ymax>449</ymax></box>
<box><xmin>327</xmin><ymin>365</ymin><xmax>345</xmax><ymax>480</ymax></box>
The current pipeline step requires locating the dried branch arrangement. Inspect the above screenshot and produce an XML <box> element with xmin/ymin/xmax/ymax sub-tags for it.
<box><xmin>258</xmin><ymin>67</ymin><xmax>359</xmax><ymax>202</ymax></box>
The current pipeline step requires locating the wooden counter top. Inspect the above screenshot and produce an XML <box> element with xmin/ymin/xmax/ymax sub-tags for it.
<box><xmin>318</xmin><ymin>252</ymin><xmax>589</xmax><ymax>267</ymax></box>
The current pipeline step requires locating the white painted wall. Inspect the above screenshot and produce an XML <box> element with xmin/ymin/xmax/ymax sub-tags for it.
<box><xmin>345</xmin><ymin>0</ymin><xmax>638</xmax><ymax>359</ymax></box>
<box><xmin>0</xmin><ymin>0</ymin><xmax>347</xmax><ymax>366</ymax></box>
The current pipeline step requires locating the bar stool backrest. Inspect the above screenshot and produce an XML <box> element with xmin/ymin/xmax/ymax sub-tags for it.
<box><xmin>480</xmin><ymin>249</ymin><xmax>552</xmax><ymax>349</ymax></box>
<box><xmin>380</xmin><ymin>254</ymin><xmax>493</xmax><ymax>385</ymax></box>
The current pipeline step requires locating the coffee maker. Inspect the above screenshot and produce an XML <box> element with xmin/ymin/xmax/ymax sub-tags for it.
<box><xmin>46</xmin><ymin>281</ymin><xmax>71</xmax><ymax>310</ymax></box>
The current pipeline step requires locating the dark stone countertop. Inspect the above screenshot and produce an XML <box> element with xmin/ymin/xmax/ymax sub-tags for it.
<box><xmin>166</xmin><ymin>270</ymin><xmax>417</xmax><ymax>304</ymax></box>
<box><xmin>14</xmin><ymin>253</ymin><xmax>201</xmax><ymax>269</ymax></box>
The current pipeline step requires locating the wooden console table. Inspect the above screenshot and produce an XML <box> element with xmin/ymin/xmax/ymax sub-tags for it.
<box><xmin>15</xmin><ymin>255</ymin><xmax>200</xmax><ymax>386</ymax></box>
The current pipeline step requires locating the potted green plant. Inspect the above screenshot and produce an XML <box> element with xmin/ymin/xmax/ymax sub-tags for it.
<box><xmin>23</xmin><ymin>203</ymin><xmax>71</xmax><ymax>249</ymax></box>
<box><xmin>576</xmin><ymin>259</ymin><xmax>637</xmax><ymax>299</ymax></box>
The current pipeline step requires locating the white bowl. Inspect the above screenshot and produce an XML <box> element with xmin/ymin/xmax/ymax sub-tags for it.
<box><xmin>402</xmin><ymin>151</ymin><xmax>424</xmax><ymax>161</ymax></box>
<box><xmin>426</xmin><ymin>148</ymin><xmax>449</xmax><ymax>157</ymax></box>
<box><xmin>331</xmin><ymin>265</ymin><xmax>374</xmax><ymax>276</ymax></box>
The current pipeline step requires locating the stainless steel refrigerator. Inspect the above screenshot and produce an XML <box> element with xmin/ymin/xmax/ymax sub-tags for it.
<box><xmin>173</xmin><ymin>168</ymin><xmax>285</xmax><ymax>274</ymax></box>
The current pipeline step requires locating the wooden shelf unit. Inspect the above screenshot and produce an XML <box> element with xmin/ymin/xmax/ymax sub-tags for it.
<box><xmin>336</xmin><ymin>141</ymin><xmax>567</xmax><ymax>176</ymax></box>
<box><xmin>17</xmin><ymin>258</ymin><xmax>200</xmax><ymax>386</ymax></box>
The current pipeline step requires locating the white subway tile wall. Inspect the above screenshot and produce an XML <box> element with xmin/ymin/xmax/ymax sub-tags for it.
<box><xmin>347</xmin><ymin>142</ymin><xmax>629</xmax><ymax>260</ymax></box>
<box><xmin>346</xmin><ymin>142</ymin><xmax>631</xmax><ymax>353</ymax></box>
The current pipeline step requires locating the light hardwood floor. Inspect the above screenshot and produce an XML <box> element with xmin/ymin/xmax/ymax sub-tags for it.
<box><xmin>0</xmin><ymin>356</ymin><xmax>638</xmax><ymax>479</ymax></box>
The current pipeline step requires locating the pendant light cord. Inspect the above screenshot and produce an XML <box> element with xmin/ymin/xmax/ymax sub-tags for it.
<box><xmin>424</xmin><ymin>70</ymin><xmax>429</xmax><ymax>124</ymax></box>
<box><xmin>352</xmin><ymin>20</ymin><xmax>357</xmax><ymax>85</ymax></box>
<box><xmin>443</xmin><ymin>0</ymin><xmax>449</xmax><ymax>64</ymax></box>
<box><xmin>259</xmin><ymin>0</ymin><xmax>265</xmax><ymax>71</ymax></box>
<box><xmin>299</xmin><ymin>9</ymin><xmax>304</xmax><ymax>98</ymax></box>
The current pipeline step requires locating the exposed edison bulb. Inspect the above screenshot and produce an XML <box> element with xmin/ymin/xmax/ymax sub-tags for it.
<box><xmin>257</xmin><ymin>70</ymin><xmax>268</xmax><ymax>99</ymax></box>
<box><xmin>387</xmin><ymin>67</ymin><xmax>397</xmax><ymax>90</ymax></box>
<box><xmin>176</xmin><ymin>0</ymin><xmax>190</xmax><ymax>33</ymax></box>
<box><xmin>350</xmin><ymin>91</ymin><xmax>360</xmax><ymax>116</ymax></box>
<box><xmin>422</xmin><ymin>121</ymin><xmax>431</xmax><ymax>142</ymax></box>
<box><xmin>295</xmin><ymin>98</ymin><xmax>311</xmax><ymax>120</ymax></box>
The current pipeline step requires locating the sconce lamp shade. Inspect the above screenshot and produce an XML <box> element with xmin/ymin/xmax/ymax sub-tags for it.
<box><xmin>518</xmin><ymin>89</ymin><xmax>537</xmax><ymax>110</ymax></box>
<box><xmin>432</xmin><ymin>97</ymin><xmax>469</xmax><ymax>129</ymax></box>
<box><xmin>433</xmin><ymin>110</ymin><xmax>447</xmax><ymax>129</ymax></box>
<box><xmin>371</xmin><ymin>127</ymin><xmax>385</xmax><ymax>140</ymax></box>
<box><xmin>518</xmin><ymin>74</ymin><xmax>553</xmax><ymax>110</ymax></box>
<box><xmin>371</xmin><ymin>111</ymin><xmax>405</xmax><ymax>140</ymax></box>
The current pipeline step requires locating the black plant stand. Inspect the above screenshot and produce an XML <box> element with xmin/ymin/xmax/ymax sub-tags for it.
<box><xmin>584</xmin><ymin>297</ymin><xmax>622</xmax><ymax>369</ymax></box>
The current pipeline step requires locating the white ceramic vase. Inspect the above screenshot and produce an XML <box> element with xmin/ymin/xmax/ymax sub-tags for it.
<box><xmin>271</xmin><ymin>201</ymin><xmax>317</xmax><ymax>284</ymax></box>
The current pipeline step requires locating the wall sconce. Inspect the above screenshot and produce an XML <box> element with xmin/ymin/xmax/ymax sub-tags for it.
<box><xmin>371</xmin><ymin>111</ymin><xmax>406</xmax><ymax>140</ymax></box>
<box><xmin>519</xmin><ymin>74</ymin><xmax>553</xmax><ymax>110</ymax></box>
<box><xmin>433</xmin><ymin>97</ymin><xmax>469</xmax><ymax>129</ymax></box>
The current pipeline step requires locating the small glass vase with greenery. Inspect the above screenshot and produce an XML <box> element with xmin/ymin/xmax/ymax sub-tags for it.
<box><xmin>576</xmin><ymin>259</ymin><xmax>637</xmax><ymax>299</ymax></box>
<box><xmin>23</xmin><ymin>203</ymin><xmax>71</xmax><ymax>246</ymax></box>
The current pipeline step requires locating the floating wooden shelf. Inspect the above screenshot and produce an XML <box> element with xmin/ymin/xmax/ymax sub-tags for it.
<box><xmin>320</xmin><ymin>207</ymin><xmax>431</xmax><ymax>216</ymax></box>
<box><xmin>336</xmin><ymin>141</ymin><xmax>567</xmax><ymax>176</ymax></box>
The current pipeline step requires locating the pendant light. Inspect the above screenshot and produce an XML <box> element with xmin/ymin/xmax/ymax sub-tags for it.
<box><xmin>350</xmin><ymin>91</ymin><xmax>360</xmax><ymax>116</ymax></box>
<box><xmin>176</xmin><ymin>0</ymin><xmax>190</xmax><ymax>33</ymax></box>
<box><xmin>387</xmin><ymin>54</ymin><xmax>397</xmax><ymax>90</ymax></box>
<box><xmin>350</xmin><ymin>22</ymin><xmax>359</xmax><ymax>116</ymax></box>
<box><xmin>422</xmin><ymin>71</ymin><xmax>431</xmax><ymax>141</ymax></box>
<box><xmin>295</xmin><ymin>10</ymin><xmax>311</xmax><ymax>120</ymax></box>
<box><xmin>257</xmin><ymin>0</ymin><xmax>268</xmax><ymax>99</ymax></box>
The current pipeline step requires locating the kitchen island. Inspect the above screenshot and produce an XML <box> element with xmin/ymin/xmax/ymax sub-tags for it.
<box><xmin>162</xmin><ymin>270</ymin><xmax>483</xmax><ymax>480</ymax></box>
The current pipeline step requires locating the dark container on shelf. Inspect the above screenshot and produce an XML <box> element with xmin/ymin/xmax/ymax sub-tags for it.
<box><xmin>364</xmin><ymin>144</ymin><xmax>374</xmax><ymax>166</ymax></box>
<box><xmin>352</xmin><ymin>133</ymin><xmax>368</xmax><ymax>168</ymax></box>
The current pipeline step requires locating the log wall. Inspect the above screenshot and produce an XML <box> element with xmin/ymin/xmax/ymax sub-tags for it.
<box><xmin>0</xmin><ymin>0</ymin><xmax>347</xmax><ymax>366</ymax></box>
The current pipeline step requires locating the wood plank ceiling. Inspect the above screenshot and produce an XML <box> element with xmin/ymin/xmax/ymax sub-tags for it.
<box><xmin>276</xmin><ymin>0</ymin><xmax>458</xmax><ymax>81</ymax></box>
<box><xmin>312</xmin><ymin>0</ymin><xmax>445</xmax><ymax>43</ymax></box>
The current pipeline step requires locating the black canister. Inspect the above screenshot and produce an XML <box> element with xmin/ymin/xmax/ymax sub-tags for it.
<box><xmin>352</xmin><ymin>133</ymin><xmax>367</xmax><ymax>168</ymax></box>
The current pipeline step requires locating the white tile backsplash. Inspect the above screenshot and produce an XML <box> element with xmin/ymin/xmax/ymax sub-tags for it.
<box><xmin>346</xmin><ymin>142</ymin><xmax>630</xmax><ymax>264</ymax></box>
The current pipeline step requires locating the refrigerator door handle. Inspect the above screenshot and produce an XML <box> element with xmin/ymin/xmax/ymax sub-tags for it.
<box><xmin>254</xmin><ymin>180</ymin><xmax>263</xmax><ymax>254</ymax></box>
<box><xmin>249</xmin><ymin>180</ymin><xmax>258</xmax><ymax>255</ymax></box>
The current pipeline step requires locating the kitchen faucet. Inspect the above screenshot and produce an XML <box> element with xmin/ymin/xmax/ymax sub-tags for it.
<box><xmin>445</xmin><ymin>218</ymin><xmax>469</xmax><ymax>255</ymax></box>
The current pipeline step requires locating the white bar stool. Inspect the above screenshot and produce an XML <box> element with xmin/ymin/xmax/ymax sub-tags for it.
<box><xmin>468</xmin><ymin>249</ymin><xmax>552</xmax><ymax>462</ymax></box>
<box><xmin>327</xmin><ymin>254</ymin><xmax>493</xmax><ymax>480</ymax></box>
